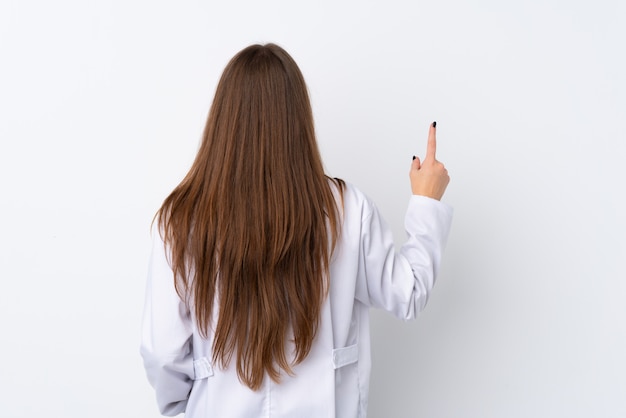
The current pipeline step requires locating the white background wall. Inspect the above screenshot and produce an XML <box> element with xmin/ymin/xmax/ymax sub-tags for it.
<box><xmin>1</xmin><ymin>0</ymin><xmax>624</xmax><ymax>417</ymax></box>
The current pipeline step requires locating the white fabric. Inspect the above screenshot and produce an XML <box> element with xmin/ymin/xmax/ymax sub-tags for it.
<box><xmin>141</xmin><ymin>182</ymin><xmax>453</xmax><ymax>417</ymax></box>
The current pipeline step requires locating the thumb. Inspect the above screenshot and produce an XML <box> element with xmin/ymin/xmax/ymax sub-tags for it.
<box><xmin>412</xmin><ymin>155</ymin><xmax>421</xmax><ymax>170</ymax></box>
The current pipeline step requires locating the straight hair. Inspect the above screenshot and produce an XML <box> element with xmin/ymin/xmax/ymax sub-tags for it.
<box><xmin>156</xmin><ymin>44</ymin><xmax>344</xmax><ymax>390</ymax></box>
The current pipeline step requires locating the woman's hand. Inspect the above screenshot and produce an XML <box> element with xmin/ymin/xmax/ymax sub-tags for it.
<box><xmin>410</xmin><ymin>122</ymin><xmax>450</xmax><ymax>200</ymax></box>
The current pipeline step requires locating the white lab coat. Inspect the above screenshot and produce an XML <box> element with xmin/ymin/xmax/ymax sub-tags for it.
<box><xmin>141</xmin><ymin>182</ymin><xmax>453</xmax><ymax>417</ymax></box>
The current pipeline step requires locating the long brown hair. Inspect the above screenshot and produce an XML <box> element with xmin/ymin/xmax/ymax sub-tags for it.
<box><xmin>156</xmin><ymin>44</ymin><xmax>344</xmax><ymax>390</ymax></box>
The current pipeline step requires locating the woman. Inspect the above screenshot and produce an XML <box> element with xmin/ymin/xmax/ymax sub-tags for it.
<box><xmin>141</xmin><ymin>43</ymin><xmax>452</xmax><ymax>417</ymax></box>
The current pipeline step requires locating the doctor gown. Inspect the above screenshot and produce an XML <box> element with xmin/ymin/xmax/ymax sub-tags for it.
<box><xmin>141</xmin><ymin>182</ymin><xmax>453</xmax><ymax>417</ymax></box>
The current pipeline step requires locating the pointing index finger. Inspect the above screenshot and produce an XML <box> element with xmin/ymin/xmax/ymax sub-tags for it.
<box><xmin>425</xmin><ymin>121</ymin><xmax>437</xmax><ymax>162</ymax></box>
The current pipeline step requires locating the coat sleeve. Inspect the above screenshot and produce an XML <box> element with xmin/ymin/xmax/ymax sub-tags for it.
<box><xmin>140</xmin><ymin>226</ymin><xmax>194</xmax><ymax>416</ymax></box>
<box><xmin>355</xmin><ymin>195</ymin><xmax>453</xmax><ymax>320</ymax></box>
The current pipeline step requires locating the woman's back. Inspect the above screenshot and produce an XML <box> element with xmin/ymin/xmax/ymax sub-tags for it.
<box><xmin>140</xmin><ymin>43</ymin><xmax>453</xmax><ymax>417</ymax></box>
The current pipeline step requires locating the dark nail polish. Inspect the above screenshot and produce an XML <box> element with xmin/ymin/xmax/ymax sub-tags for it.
<box><xmin>433</xmin><ymin>121</ymin><xmax>437</xmax><ymax>128</ymax></box>
<box><xmin>412</xmin><ymin>155</ymin><xmax>416</xmax><ymax>160</ymax></box>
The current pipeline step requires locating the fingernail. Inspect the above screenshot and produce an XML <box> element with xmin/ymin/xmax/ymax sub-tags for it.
<box><xmin>432</xmin><ymin>121</ymin><xmax>437</xmax><ymax>128</ymax></box>
<box><xmin>412</xmin><ymin>155</ymin><xmax>416</xmax><ymax>160</ymax></box>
